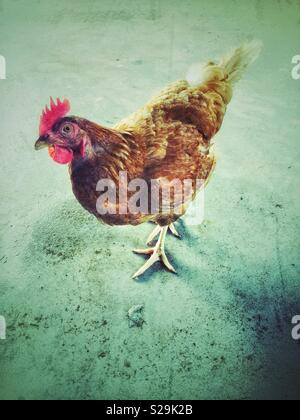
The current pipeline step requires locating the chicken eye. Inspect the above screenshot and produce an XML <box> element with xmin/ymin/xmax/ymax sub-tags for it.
<box><xmin>61</xmin><ymin>124</ymin><xmax>73</xmax><ymax>136</ymax></box>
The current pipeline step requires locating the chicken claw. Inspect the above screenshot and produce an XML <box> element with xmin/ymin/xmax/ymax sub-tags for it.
<box><xmin>133</xmin><ymin>226</ymin><xmax>177</xmax><ymax>279</ymax></box>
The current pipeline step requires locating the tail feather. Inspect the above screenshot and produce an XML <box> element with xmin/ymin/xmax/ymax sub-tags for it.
<box><xmin>220</xmin><ymin>40</ymin><xmax>263</xmax><ymax>84</ymax></box>
<box><xmin>187</xmin><ymin>40</ymin><xmax>263</xmax><ymax>87</ymax></box>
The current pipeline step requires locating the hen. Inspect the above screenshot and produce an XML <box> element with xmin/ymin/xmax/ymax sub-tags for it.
<box><xmin>35</xmin><ymin>42</ymin><xmax>261</xmax><ymax>279</ymax></box>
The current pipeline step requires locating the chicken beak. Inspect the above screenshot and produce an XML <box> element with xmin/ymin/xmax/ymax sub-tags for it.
<box><xmin>35</xmin><ymin>135</ymin><xmax>49</xmax><ymax>150</ymax></box>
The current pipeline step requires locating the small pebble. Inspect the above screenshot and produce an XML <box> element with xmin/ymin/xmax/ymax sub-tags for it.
<box><xmin>128</xmin><ymin>305</ymin><xmax>145</xmax><ymax>328</ymax></box>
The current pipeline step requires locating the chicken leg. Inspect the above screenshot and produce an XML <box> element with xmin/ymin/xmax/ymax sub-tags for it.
<box><xmin>146</xmin><ymin>223</ymin><xmax>181</xmax><ymax>245</ymax></box>
<box><xmin>133</xmin><ymin>226</ymin><xmax>177</xmax><ymax>279</ymax></box>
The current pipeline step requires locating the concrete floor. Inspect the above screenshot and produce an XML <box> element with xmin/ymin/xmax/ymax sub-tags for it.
<box><xmin>0</xmin><ymin>0</ymin><xmax>300</xmax><ymax>400</ymax></box>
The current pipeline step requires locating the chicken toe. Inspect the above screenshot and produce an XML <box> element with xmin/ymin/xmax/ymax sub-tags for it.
<box><xmin>169</xmin><ymin>223</ymin><xmax>181</xmax><ymax>239</ymax></box>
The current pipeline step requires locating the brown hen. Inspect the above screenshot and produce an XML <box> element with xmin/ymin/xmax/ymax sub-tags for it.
<box><xmin>35</xmin><ymin>42</ymin><xmax>261</xmax><ymax>278</ymax></box>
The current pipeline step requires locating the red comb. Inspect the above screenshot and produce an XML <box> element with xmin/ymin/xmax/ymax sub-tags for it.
<box><xmin>39</xmin><ymin>97</ymin><xmax>71</xmax><ymax>136</ymax></box>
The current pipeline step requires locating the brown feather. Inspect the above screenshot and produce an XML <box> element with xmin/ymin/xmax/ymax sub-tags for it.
<box><xmin>70</xmin><ymin>77</ymin><xmax>227</xmax><ymax>226</ymax></box>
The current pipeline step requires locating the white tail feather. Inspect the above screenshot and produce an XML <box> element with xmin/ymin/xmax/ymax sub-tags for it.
<box><xmin>187</xmin><ymin>41</ymin><xmax>263</xmax><ymax>87</ymax></box>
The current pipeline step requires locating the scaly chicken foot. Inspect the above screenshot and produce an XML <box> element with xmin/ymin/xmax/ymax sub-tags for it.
<box><xmin>169</xmin><ymin>223</ymin><xmax>181</xmax><ymax>239</ymax></box>
<box><xmin>133</xmin><ymin>226</ymin><xmax>177</xmax><ymax>279</ymax></box>
<box><xmin>146</xmin><ymin>223</ymin><xmax>181</xmax><ymax>245</ymax></box>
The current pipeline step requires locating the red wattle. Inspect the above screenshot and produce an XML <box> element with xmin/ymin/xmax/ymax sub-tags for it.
<box><xmin>48</xmin><ymin>145</ymin><xmax>74</xmax><ymax>165</ymax></box>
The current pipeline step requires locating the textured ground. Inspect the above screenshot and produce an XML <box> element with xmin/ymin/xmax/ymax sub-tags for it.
<box><xmin>0</xmin><ymin>0</ymin><xmax>300</xmax><ymax>400</ymax></box>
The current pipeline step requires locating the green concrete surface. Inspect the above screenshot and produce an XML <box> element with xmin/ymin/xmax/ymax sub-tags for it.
<box><xmin>0</xmin><ymin>0</ymin><xmax>300</xmax><ymax>400</ymax></box>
